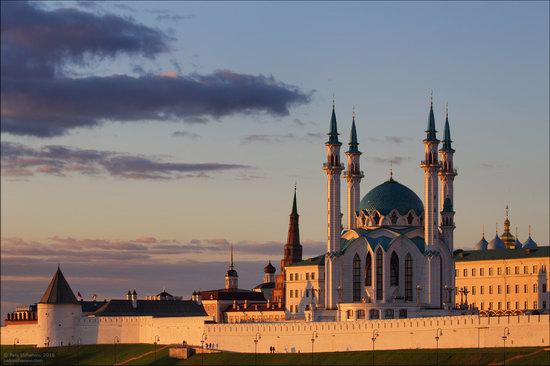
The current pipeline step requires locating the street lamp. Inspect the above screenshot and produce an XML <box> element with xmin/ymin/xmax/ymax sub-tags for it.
<box><xmin>502</xmin><ymin>327</ymin><xmax>510</xmax><ymax>366</ymax></box>
<box><xmin>13</xmin><ymin>338</ymin><xmax>19</xmax><ymax>351</ymax></box>
<box><xmin>113</xmin><ymin>336</ymin><xmax>120</xmax><ymax>366</ymax></box>
<box><xmin>435</xmin><ymin>328</ymin><xmax>443</xmax><ymax>366</ymax></box>
<box><xmin>311</xmin><ymin>331</ymin><xmax>319</xmax><ymax>366</ymax></box>
<box><xmin>44</xmin><ymin>337</ymin><xmax>50</xmax><ymax>348</ymax></box>
<box><xmin>201</xmin><ymin>333</ymin><xmax>207</xmax><ymax>366</ymax></box>
<box><xmin>154</xmin><ymin>336</ymin><xmax>160</xmax><ymax>361</ymax></box>
<box><xmin>76</xmin><ymin>338</ymin><xmax>82</xmax><ymax>366</ymax></box>
<box><xmin>371</xmin><ymin>329</ymin><xmax>379</xmax><ymax>366</ymax></box>
<box><xmin>254</xmin><ymin>332</ymin><xmax>261</xmax><ymax>366</ymax></box>
<box><xmin>416</xmin><ymin>285</ymin><xmax>422</xmax><ymax>305</ymax></box>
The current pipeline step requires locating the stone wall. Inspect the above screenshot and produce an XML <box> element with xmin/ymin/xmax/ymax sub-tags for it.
<box><xmin>205</xmin><ymin>314</ymin><xmax>550</xmax><ymax>353</ymax></box>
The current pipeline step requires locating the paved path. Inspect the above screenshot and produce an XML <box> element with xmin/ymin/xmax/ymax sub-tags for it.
<box><xmin>489</xmin><ymin>347</ymin><xmax>549</xmax><ymax>366</ymax></box>
<box><xmin>117</xmin><ymin>345</ymin><xmax>170</xmax><ymax>365</ymax></box>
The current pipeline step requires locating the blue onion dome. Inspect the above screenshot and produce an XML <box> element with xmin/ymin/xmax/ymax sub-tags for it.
<box><xmin>522</xmin><ymin>236</ymin><xmax>538</xmax><ymax>249</ymax></box>
<box><xmin>487</xmin><ymin>234</ymin><xmax>506</xmax><ymax>250</ymax></box>
<box><xmin>514</xmin><ymin>238</ymin><xmax>523</xmax><ymax>249</ymax></box>
<box><xmin>264</xmin><ymin>260</ymin><xmax>276</xmax><ymax>274</ymax></box>
<box><xmin>474</xmin><ymin>236</ymin><xmax>488</xmax><ymax>250</ymax></box>
<box><xmin>359</xmin><ymin>178</ymin><xmax>424</xmax><ymax>216</ymax></box>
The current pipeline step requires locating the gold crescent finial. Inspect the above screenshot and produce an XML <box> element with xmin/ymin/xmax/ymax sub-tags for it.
<box><xmin>446</xmin><ymin>102</ymin><xmax>448</xmax><ymax>118</ymax></box>
<box><xmin>506</xmin><ymin>205</ymin><xmax>509</xmax><ymax>219</ymax></box>
<box><xmin>332</xmin><ymin>93</ymin><xmax>335</xmax><ymax>109</ymax></box>
<box><xmin>353</xmin><ymin>105</ymin><xmax>355</xmax><ymax>121</ymax></box>
<box><xmin>430</xmin><ymin>90</ymin><xmax>433</xmax><ymax>105</ymax></box>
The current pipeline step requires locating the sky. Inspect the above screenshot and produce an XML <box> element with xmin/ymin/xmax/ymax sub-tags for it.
<box><xmin>1</xmin><ymin>1</ymin><xmax>548</xmax><ymax>321</ymax></box>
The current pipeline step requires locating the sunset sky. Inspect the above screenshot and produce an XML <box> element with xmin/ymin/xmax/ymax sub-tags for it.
<box><xmin>1</xmin><ymin>1</ymin><xmax>548</xmax><ymax>321</ymax></box>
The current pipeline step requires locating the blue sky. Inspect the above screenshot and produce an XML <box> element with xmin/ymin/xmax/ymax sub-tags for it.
<box><xmin>1</xmin><ymin>1</ymin><xmax>548</xmax><ymax>319</ymax></box>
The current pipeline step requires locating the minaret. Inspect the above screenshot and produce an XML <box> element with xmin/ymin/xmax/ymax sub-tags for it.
<box><xmin>225</xmin><ymin>245</ymin><xmax>238</xmax><ymax>290</ymax></box>
<box><xmin>323</xmin><ymin>101</ymin><xmax>344</xmax><ymax>310</ymax></box>
<box><xmin>420</xmin><ymin>94</ymin><xmax>440</xmax><ymax>248</ymax></box>
<box><xmin>438</xmin><ymin>104</ymin><xmax>457</xmax><ymax>251</ymax></box>
<box><xmin>344</xmin><ymin>108</ymin><xmax>364</xmax><ymax>229</ymax></box>
<box><xmin>282</xmin><ymin>186</ymin><xmax>303</xmax><ymax>268</ymax></box>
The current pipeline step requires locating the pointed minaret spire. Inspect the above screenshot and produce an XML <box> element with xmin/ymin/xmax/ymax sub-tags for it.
<box><xmin>282</xmin><ymin>185</ymin><xmax>302</xmax><ymax>268</ymax></box>
<box><xmin>425</xmin><ymin>91</ymin><xmax>438</xmax><ymax>141</ymax></box>
<box><xmin>291</xmin><ymin>183</ymin><xmax>298</xmax><ymax>216</ymax></box>
<box><xmin>442</xmin><ymin>103</ymin><xmax>453</xmax><ymax>151</ymax></box>
<box><xmin>327</xmin><ymin>101</ymin><xmax>341</xmax><ymax>145</ymax></box>
<box><xmin>347</xmin><ymin>108</ymin><xmax>360</xmax><ymax>154</ymax></box>
<box><xmin>230</xmin><ymin>245</ymin><xmax>234</xmax><ymax>270</ymax></box>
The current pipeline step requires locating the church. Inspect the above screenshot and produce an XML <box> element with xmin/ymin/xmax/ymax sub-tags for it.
<box><xmin>278</xmin><ymin>99</ymin><xmax>458</xmax><ymax>321</ymax></box>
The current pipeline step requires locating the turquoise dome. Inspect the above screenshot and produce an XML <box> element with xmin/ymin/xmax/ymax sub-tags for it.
<box><xmin>359</xmin><ymin>179</ymin><xmax>424</xmax><ymax>216</ymax></box>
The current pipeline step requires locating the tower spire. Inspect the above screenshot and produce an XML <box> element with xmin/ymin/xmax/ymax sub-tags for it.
<box><xmin>230</xmin><ymin>245</ymin><xmax>234</xmax><ymax>269</ymax></box>
<box><xmin>327</xmin><ymin>101</ymin><xmax>341</xmax><ymax>145</ymax></box>
<box><xmin>291</xmin><ymin>183</ymin><xmax>298</xmax><ymax>215</ymax></box>
<box><xmin>425</xmin><ymin>91</ymin><xmax>438</xmax><ymax>141</ymax></box>
<box><xmin>347</xmin><ymin>109</ymin><xmax>360</xmax><ymax>153</ymax></box>
<box><xmin>442</xmin><ymin>103</ymin><xmax>453</xmax><ymax>150</ymax></box>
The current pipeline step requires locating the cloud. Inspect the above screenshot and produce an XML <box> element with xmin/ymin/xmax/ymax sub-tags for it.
<box><xmin>370</xmin><ymin>156</ymin><xmax>412</xmax><ymax>165</ymax></box>
<box><xmin>1</xmin><ymin>1</ymin><xmax>312</xmax><ymax>137</ymax></box>
<box><xmin>368</xmin><ymin>136</ymin><xmax>415</xmax><ymax>144</ymax></box>
<box><xmin>156</xmin><ymin>14</ymin><xmax>194</xmax><ymax>22</ymax></box>
<box><xmin>172</xmin><ymin>131</ymin><xmax>200</xmax><ymax>140</ymax></box>
<box><xmin>241</xmin><ymin>134</ymin><xmax>296</xmax><ymax>145</ymax></box>
<box><xmin>1</xmin><ymin>141</ymin><xmax>250</xmax><ymax>179</ymax></box>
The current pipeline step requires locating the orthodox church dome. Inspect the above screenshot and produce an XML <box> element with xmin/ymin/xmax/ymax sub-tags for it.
<box><xmin>264</xmin><ymin>260</ymin><xmax>276</xmax><ymax>274</ymax></box>
<box><xmin>474</xmin><ymin>236</ymin><xmax>488</xmax><ymax>250</ymax></box>
<box><xmin>522</xmin><ymin>236</ymin><xmax>538</xmax><ymax>249</ymax></box>
<box><xmin>359</xmin><ymin>178</ymin><xmax>424</xmax><ymax>216</ymax></box>
<box><xmin>487</xmin><ymin>234</ymin><xmax>506</xmax><ymax>250</ymax></box>
<box><xmin>514</xmin><ymin>238</ymin><xmax>523</xmax><ymax>249</ymax></box>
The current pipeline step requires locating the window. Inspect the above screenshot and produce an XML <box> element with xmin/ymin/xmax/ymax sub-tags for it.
<box><xmin>506</xmin><ymin>285</ymin><xmax>510</xmax><ymax>294</ymax></box>
<box><xmin>347</xmin><ymin>310</ymin><xmax>353</xmax><ymax>319</ymax></box>
<box><xmin>399</xmin><ymin>309</ymin><xmax>408</xmax><ymax>319</ymax></box>
<box><xmin>472</xmin><ymin>268</ymin><xmax>477</xmax><ymax>277</ymax></box>
<box><xmin>524</xmin><ymin>284</ymin><xmax>528</xmax><ymax>293</ymax></box>
<box><xmin>480</xmin><ymin>286</ymin><xmax>484</xmax><ymax>295</ymax></box>
<box><xmin>472</xmin><ymin>286</ymin><xmax>476</xmax><ymax>295</ymax></box>
<box><xmin>489</xmin><ymin>286</ymin><xmax>493</xmax><ymax>295</ymax></box>
<box><xmin>515</xmin><ymin>285</ymin><xmax>519</xmax><ymax>293</ymax></box>
<box><xmin>405</xmin><ymin>254</ymin><xmax>413</xmax><ymax>301</ymax></box>
<box><xmin>498</xmin><ymin>268</ymin><xmax>502</xmax><ymax>275</ymax></box>
<box><xmin>384</xmin><ymin>309</ymin><xmax>394</xmax><ymax>319</ymax></box>
<box><xmin>524</xmin><ymin>266</ymin><xmax>528</xmax><ymax>274</ymax></box>
<box><xmin>390</xmin><ymin>252</ymin><xmax>399</xmax><ymax>286</ymax></box>
<box><xmin>489</xmin><ymin>268</ymin><xmax>494</xmax><ymax>276</ymax></box>
<box><xmin>515</xmin><ymin>302</ymin><xmax>519</xmax><ymax>310</ymax></box>
<box><xmin>480</xmin><ymin>268</ymin><xmax>484</xmax><ymax>276</ymax></box>
<box><xmin>524</xmin><ymin>301</ymin><xmax>528</xmax><ymax>309</ymax></box>
<box><xmin>290</xmin><ymin>273</ymin><xmax>294</xmax><ymax>281</ymax></box>
<box><xmin>506</xmin><ymin>302</ymin><xmax>510</xmax><ymax>310</ymax></box>
<box><xmin>290</xmin><ymin>290</ymin><xmax>293</xmax><ymax>298</ymax></box>
<box><xmin>533</xmin><ymin>284</ymin><xmax>538</xmax><ymax>293</ymax></box>
<box><xmin>543</xmin><ymin>265</ymin><xmax>547</xmax><ymax>273</ymax></box>
<box><xmin>515</xmin><ymin>266</ymin><xmax>519</xmax><ymax>275</ymax></box>
<box><xmin>305</xmin><ymin>289</ymin><xmax>309</xmax><ymax>298</ymax></box>
<box><xmin>306</xmin><ymin>273</ymin><xmax>310</xmax><ymax>280</ymax></box>
<box><xmin>506</xmin><ymin>267</ymin><xmax>511</xmax><ymax>275</ymax></box>
<box><xmin>357</xmin><ymin>310</ymin><xmax>365</xmax><ymax>319</ymax></box>
<box><xmin>543</xmin><ymin>301</ymin><xmax>547</xmax><ymax>309</ymax></box>
<box><xmin>353</xmin><ymin>254</ymin><xmax>361</xmax><ymax>302</ymax></box>
<box><xmin>498</xmin><ymin>285</ymin><xmax>502</xmax><ymax>294</ymax></box>
<box><xmin>498</xmin><ymin>302</ymin><xmax>502</xmax><ymax>310</ymax></box>
<box><xmin>533</xmin><ymin>301</ymin><xmax>538</xmax><ymax>309</ymax></box>
<box><xmin>543</xmin><ymin>284</ymin><xmax>547</xmax><ymax>293</ymax></box>
<box><xmin>376</xmin><ymin>249</ymin><xmax>383</xmax><ymax>301</ymax></box>
<box><xmin>390</xmin><ymin>211</ymin><xmax>398</xmax><ymax>225</ymax></box>
<box><xmin>463</xmin><ymin>269</ymin><xmax>468</xmax><ymax>277</ymax></box>
<box><xmin>311</xmin><ymin>273</ymin><xmax>315</xmax><ymax>280</ymax></box>
<box><xmin>365</xmin><ymin>252</ymin><xmax>372</xmax><ymax>286</ymax></box>
<box><xmin>369</xmin><ymin>309</ymin><xmax>380</xmax><ymax>319</ymax></box>
<box><xmin>489</xmin><ymin>302</ymin><xmax>493</xmax><ymax>310</ymax></box>
<box><xmin>455</xmin><ymin>269</ymin><xmax>459</xmax><ymax>277</ymax></box>
<box><xmin>533</xmin><ymin>265</ymin><xmax>538</xmax><ymax>273</ymax></box>
<box><xmin>480</xmin><ymin>302</ymin><xmax>484</xmax><ymax>310</ymax></box>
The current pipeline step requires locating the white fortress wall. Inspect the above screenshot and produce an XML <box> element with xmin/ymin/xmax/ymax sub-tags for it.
<box><xmin>205</xmin><ymin>315</ymin><xmax>550</xmax><ymax>353</ymax></box>
<box><xmin>0</xmin><ymin>323</ymin><xmax>40</xmax><ymax>346</ymax></box>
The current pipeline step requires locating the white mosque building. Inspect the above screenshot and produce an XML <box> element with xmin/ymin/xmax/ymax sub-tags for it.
<box><xmin>283</xmin><ymin>100</ymin><xmax>458</xmax><ymax>321</ymax></box>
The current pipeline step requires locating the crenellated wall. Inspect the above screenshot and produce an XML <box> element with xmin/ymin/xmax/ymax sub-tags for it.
<box><xmin>205</xmin><ymin>314</ymin><xmax>550</xmax><ymax>353</ymax></box>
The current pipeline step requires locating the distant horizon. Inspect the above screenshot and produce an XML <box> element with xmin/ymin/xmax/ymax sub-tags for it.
<box><xmin>1</xmin><ymin>1</ymin><xmax>548</xmax><ymax>324</ymax></box>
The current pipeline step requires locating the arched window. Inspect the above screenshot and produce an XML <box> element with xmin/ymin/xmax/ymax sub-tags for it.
<box><xmin>372</xmin><ymin>212</ymin><xmax>380</xmax><ymax>225</ymax></box>
<box><xmin>390</xmin><ymin>252</ymin><xmax>399</xmax><ymax>286</ymax></box>
<box><xmin>407</xmin><ymin>212</ymin><xmax>414</xmax><ymax>225</ymax></box>
<box><xmin>390</xmin><ymin>211</ymin><xmax>398</xmax><ymax>225</ymax></box>
<box><xmin>405</xmin><ymin>254</ymin><xmax>413</xmax><ymax>301</ymax></box>
<box><xmin>376</xmin><ymin>249</ymin><xmax>383</xmax><ymax>301</ymax></box>
<box><xmin>365</xmin><ymin>252</ymin><xmax>372</xmax><ymax>286</ymax></box>
<box><xmin>353</xmin><ymin>254</ymin><xmax>361</xmax><ymax>302</ymax></box>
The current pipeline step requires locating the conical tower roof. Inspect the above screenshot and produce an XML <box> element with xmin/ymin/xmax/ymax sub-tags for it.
<box><xmin>474</xmin><ymin>235</ymin><xmax>488</xmax><ymax>251</ymax></box>
<box><xmin>522</xmin><ymin>236</ymin><xmax>538</xmax><ymax>249</ymax></box>
<box><xmin>441</xmin><ymin>105</ymin><xmax>453</xmax><ymax>151</ymax></box>
<box><xmin>326</xmin><ymin>103</ymin><xmax>341</xmax><ymax>145</ymax></box>
<box><xmin>425</xmin><ymin>95</ymin><xmax>438</xmax><ymax>141</ymax></box>
<box><xmin>487</xmin><ymin>234</ymin><xmax>506</xmax><ymax>250</ymax></box>
<box><xmin>347</xmin><ymin>110</ymin><xmax>360</xmax><ymax>154</ymax></box>
<box><xmin>40</xmin><ymin>266</ymin><xmax>79</xmax><ymax>304</ymax></box>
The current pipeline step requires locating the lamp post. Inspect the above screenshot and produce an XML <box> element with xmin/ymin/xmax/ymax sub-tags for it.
<box><xmin>502</xmin><ymin>327</ymin><xmax>510</xmax><ymax>366</ymax></box>
<box><xmin>254</xmin><ymin>332</ymin><xmax>261</xmax><ymax>366</ymax></box>
<box><xmin>44</xmin><ymin>337</ymin><xmax>50</xmax><ymax>348</ymax></box>
<box><xmin>416</xmin><ymin>285</ymin><xmax>422</xmax><ymax>305</ymax></box>
<box><xmin>435</xmin><ymin>328</ymin><xmax>443</xmax><ymax>366</ymax></box>
<box><xmin>311</xmin><ymin>331</ymin><xmax>318</xmax><ymax>366</ymax></box>
<box><xmin>13</xmin><ymin>338</ymin><xmax>19</xmax><ymax>351</ymax></box>
<box><xmin>371</xmin><ymin>329</ymin><xmax>379</xmax><ymax>366</ymax></box>
<box><xmin>113</xmin><ymin>336</ymin><xmax>120</xmax><ymax>366</ymax></box>
<box><xmin>200</xmin><ymin>333</ymin><xmax>207</xmax><ymax>366</ymax></box>
<box><xmin>76</xmin><ymin>338</ymin><xmax>82</xmax><ymax>366</ymax></box>
<box><xmin>154</xmin><ymin>335</ymin><xmax>160</xmax><ymax>362</ymax></box>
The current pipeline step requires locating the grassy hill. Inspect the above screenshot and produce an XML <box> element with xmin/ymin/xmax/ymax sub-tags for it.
<box><xmin>1</xmin><ymin>344</ymin><xmax>548</xmax><ymax>365</ymax></box>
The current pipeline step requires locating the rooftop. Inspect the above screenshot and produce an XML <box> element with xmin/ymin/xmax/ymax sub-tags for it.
<box><xmin>454</xmin><ymin>246</ymin><xmax>549</xmax><ymax>262</ymax></box>
<box><xmin>92</xmin><ymin>299</ymin><xmax>207</xmax><ymax>317</ymax></box>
